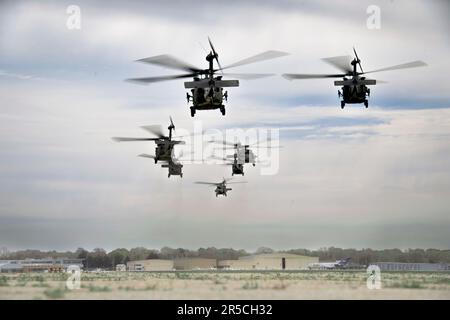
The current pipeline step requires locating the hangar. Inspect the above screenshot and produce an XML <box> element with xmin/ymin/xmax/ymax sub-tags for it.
<box><xmin>173</xmin><ymin>258</ymin><xmax>217</xmax><ymax>270</ymax></box>
<box><xmin>218</xmin><ymin>253</ymin><xmax>318</xmax><ymax>270</ymax></box>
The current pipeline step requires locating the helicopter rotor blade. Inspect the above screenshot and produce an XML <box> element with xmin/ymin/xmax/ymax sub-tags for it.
<box><xmin>362</xmin><ymin>60</ymin><xmax>427</xmax><ymax>75</ymax></box>
<box><xmin>136</xmin><ymin>54</ymin><xmax>202</xmax><ymax>73</ymax></box>
<box><xmin>208</xmin><ymin>37</ymin><xmax>223</xmax><ymax>73</ymax></box>
<box><xmin>321</xmin><ymin>55</ymin><xmax>353</xmax><ymax>74</ymax></box>
<box><xmin>140</xmin><ymin>125</ymin><xmax>166</xmax><ymax>138</ymax></box>
<box><xmin>283</xmin><ymin>73</ymin><xmax>346</xmax><ymax>80</ymax></box>
<box><xmin>169</xmin><ymin>116</ymin><xmax>175</xmax><ymax>132</ymax></box>
<box><xmin>195</xmin><ymin>181</ymin><xmax>220</xmax><ymax>186</ymax></box>
<box><xmin>138</xmin><ymin>153</ymin><xmax>156</xmax><ymax>159</ymax></box>
<box><xmin>126</xmin><ymin>73</ymin><xmax>195</xmax><ymax>84</ymax></box>
<box><xmin>221</xmin><ymin>73</ymin><xmax>275</xmax><ymax>80</ymax></box>
<box><xmin>353</xmin><ymin>47</ymin><xmax>364</xmax><ymax>73</ymax></box>
<box><xmin>222</xmin><ymin>50</ymin><xmax>289</xmax><ymax>70</ymax></box>
<box><xmin>112</xmin><ymin>137</ymin><xmax>158</xmax><ymax>142</ymax></box>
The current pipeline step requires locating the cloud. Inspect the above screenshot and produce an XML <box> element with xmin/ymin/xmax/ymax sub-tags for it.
<box><xmin>0</xmin><ymin>0</ymin><xmax>449</xmax><ymax>250</ymax></box>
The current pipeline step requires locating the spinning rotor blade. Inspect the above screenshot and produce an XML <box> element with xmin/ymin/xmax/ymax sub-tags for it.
<box><xmin>208</xmin><ymin>37</ymin><xmax>223</xmax><ymax>72</ymax></box>
<box><xmin>322</xmin><ymin>55</ymin><xmax>353</xmax><ymax>73</ymax></box>
<box><xmin>136</xmin><ymin>54</ymin><xmax>202</xmax><ymax>73</ymax></box>
<box><xmin>283</xmin><ymin>73</ymin><xmax>346</xmax><ymax>79</ymax></box>
<box><xmin>112</xmin><ymin>137</ymin><xmax>158</xmax><ymax>142</ymax></box>
<box><xmin>141</xmin><ymin>125</ymin><xmax>166</xmax><ymax>138</ymax></box>
<box><xmin>227</xmin><ymin>181</ymin><xmax>248</xmax><ymax>184</ymax></box>
<box><xmin>222</xmin><ymin>50</ymin><xmax>289</xmax><ymax>70</ymax></box>
<box><xmin>353</xmin><ymin>47</ymin><xmax>363</xmax><ymax>73</ymax></box>
<box><xmin>363</xmin><ymin>60</ymin><xmax>427</xmax><ymax>74</ymax></box>
<box><xmin>126</xmin><ymin>73</ymin><xmax>195</xmax><ymax>84</ymax></box>
<box><xmin>138</xmin><ymin>153</ymin><xmax>156</xmax><ymax>159</ymax></box>
<box><xmin>221</xmin><ymin>73</ymin><xmax>275</xmax><ymax>80</ymax></box>
<box><xmin>208</xmin><ymin>139</ymin><xmax>241</xmax><ymax>147</ymax></box>
<box><xmin>195</xmin><ymin>181</ymin><xmax>220</xmax><ymax>186</ymax></box>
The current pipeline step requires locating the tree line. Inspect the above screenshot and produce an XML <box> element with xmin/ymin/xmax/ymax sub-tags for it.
<box><xmin>1</xmin><ymin>246</ymin><xmax>449</xmax><ymax>269</ymax></box>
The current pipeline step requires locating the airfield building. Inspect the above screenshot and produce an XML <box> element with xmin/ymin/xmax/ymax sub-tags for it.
<box><xmin>218</xmin><ymin>253</ymin><xmax>318</xmax><ymax>270</ymax></box>
<box><xmin>373</xmin><ymin>262</ymin><xmax>450</xmax><ymax>272</ymax></box>
<box><xmin>173</xmin><ymin>258</ymin><xmax>217</xmax><ymax>270</ymax></box>
<box><xmin>0</xmin><ymin>258</ymin><xmax>84</xmax><ymax>273</ymax></box>
<box><xmin>127</xmin><ymin>259</ymin><xmax>174</xmax><ymax>271</ymax></box>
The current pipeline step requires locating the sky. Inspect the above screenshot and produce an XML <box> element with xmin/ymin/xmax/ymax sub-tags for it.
<box><xmin>0</xmin><ymin>0</ymin><xmax>449</xmax><ymax>252</ymax></box>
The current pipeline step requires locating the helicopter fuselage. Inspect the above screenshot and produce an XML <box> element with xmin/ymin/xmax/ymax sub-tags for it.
<box><xmin>154</xmin><ymin>141</ymin><xmax>176</xmax><ymax>163</ymax></box>
<box><xmin>185</xmin><ymin>75</ymin><xmax>239</xmax><ymax>116</ymax></box>
<box><xmin>340</xmin><ymin>83</ymin><xmax>369</xmax><ymax>104</ymax></box>
<box><xmin>215</xmin><ymin>184</ymin><xmax>232</xmax><ymax>196</ymax></box>
<box><xmin>162</xmin><ymin>160</ymin><xmax>183</xmax><ymax>178</ymax></box>
<box><xmin>232</xmin><ymin>162</ymin><xmax>244</xmax><ymax>176</ymax></box>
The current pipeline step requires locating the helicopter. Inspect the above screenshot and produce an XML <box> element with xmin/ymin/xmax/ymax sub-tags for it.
<box><xmin>139</xmin><ymin>154</ymin><xmax>183</xmax><ymax>178</ymax></box>
<box><xmin>127</xmin><ymin>38</ymin><xmax>288</xmax><ymax>117</ymax></box>
<box><xmin>112</xmin><ymin>117</ymin><xmax>184</xmax><ymax>164</ymax></box>
<box><xmin>283</xmin><ymin>48</ymin><xmax>427</xmax><ymax>109</ymax></box>
<box><xmin>195</xmin><ymin>178</ymin><xmax>247</xmax><ymax>197</ymax></box>
<box><xmin>211</xmin><ymin>153</ymin><xmax>245</xmax><ymax>176</ymax></box>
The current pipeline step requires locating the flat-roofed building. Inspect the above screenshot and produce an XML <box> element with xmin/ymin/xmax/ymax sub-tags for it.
<box><xmin>173</xmin><ymin>258</ymin><xmax>217</xmax><ymax>270</ymax></box>
<box><xmin>127</xmin><ymin>259</ymin><xmax>174</xmax><ymax>271</ymax></box>
<box><xmin>218</xmin><ymin>253</ymin><xmax>318</xmax><ymax>270</ymax></box>
<box><xmin>373</xmin><ymin>262</ymin><xmax>450</xmax><ymax>272</ymax></box>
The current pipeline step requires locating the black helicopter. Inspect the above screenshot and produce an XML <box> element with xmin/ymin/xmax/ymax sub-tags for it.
<box><xmin>210</xmin><ymin>139</ymin><xmax>280</xmax><ymax>176</ymax></box>
<box><xmin>211</xmin><ymin>153</ymin><xmax>245</xmax><ymax>176</ymax></box>
<box><xmin>127</xmin><ymin>38</ymin><xmax>288</xmax><ymax>117</ymax></box>
<box><xmin>283</xmin><ymin>48</ymin><xmax>427</xmax><ymax>109</ymax></box>
<box><xmin>112</xmin><ymin>117</ymin><xmax>184</xmax><ymax>164</ymax></box>
<box><xmin>195</xmin><ymin>178</ymin><xmax>246</xmax><ymax>197</ymax></box>
<box><xmin>139</xmin><ymin>154</ymin><xmax>183</xmax><ymax>178</ymax></box>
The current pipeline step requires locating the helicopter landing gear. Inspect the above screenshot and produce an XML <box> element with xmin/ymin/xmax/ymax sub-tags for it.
<box><xmin>364</xmin><ymin>100</ymin><xmax>368</xmax><ymax>108</ymax></box>
<box><xmin>190</xmin><ymin>107</ymin><xmax>196</xmax><ymax>117</ymax></box>
<box><xmin>340</xmin><ymin>101</ymin><xmax>345</xmax><ymax>109</ymax></box>
<box><xmin>220</xmin><ymin>106</ymin><xmax>226</xmax><ymax>116</ymax></box>
<box><xmin>168</xmin><ymin>173</ymin><xmax>170</xmax><ymax>178</ymax></box>
<box><xmin>154</xmin><ymin>158</ymin><xmax>157</xmax><ymax>164</ymax></box>
<box><xmin>180</xmin><ymin>173</ymin><xmax>183</xmax><ymax>178</ymax></box>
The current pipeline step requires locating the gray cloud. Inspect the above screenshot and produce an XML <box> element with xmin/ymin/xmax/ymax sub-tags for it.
<box><xmin>0</xmin><ymin>0</ymin><xmax>449</xmax><ymax>251</ymax></box>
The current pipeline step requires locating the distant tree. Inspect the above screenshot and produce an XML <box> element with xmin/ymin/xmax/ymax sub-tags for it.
<box><xmin>86</xmin><ymin>248</ymin><xmax>111</xmax><ymax>269</ymax></box>
<box><xmin>146</xmin><ymin>250</ymin><xmax>160</xmax><ymax>259</ymax></box>
<box><xmin>75</xmin><ymin>248</ymin><xmax>89</xmax><ymax>260</ymax></box>
<box><xmin>128</xmin><ymin>247</ymin><xmax>152</xmax><ymax>261</ymax></box>
<box><xmin>108</xmin><ymin>248</ymin><xmax>129</xmax><ymax>266</ymax></box>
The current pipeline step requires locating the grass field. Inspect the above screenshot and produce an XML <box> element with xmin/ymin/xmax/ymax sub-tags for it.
<box><xmin>0</xmin><ymin>270</ymin><xmax>449</xmax><ymax>300</ymax></box>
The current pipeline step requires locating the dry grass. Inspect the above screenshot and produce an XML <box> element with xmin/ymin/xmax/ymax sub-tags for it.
<box><xmin>0</xmin><ymin>270</ymin><xmax>449</xmax><ymax>300</ymax></box>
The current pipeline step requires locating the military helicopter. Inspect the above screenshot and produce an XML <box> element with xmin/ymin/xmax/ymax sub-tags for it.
<box><xmin>127</xmin><ymin>38</ymin><xmax>288</xmax><ymax>117</ymax></box>
<box><xmin>139</xmin><ymin>154</ymin><xmax>183</xmax><ymax>178</ymax></box>
<box><xmin>112</xmin><ymin>117</ymin><xmax>184</xmax><ymax>164</ymax></box>
<box><xmin>195</xmin><ymin>178</ymin><xmax>247</xmax><ymax>197</ymax></box>
<box><xmin>210</xmin><ymin>139</ymin><xmax>281</xmax><ymax>174</ymax></box>
<box><xmin>211</xmin><ymin>153</ymin><xmax>245</xmax><ymax>176</ymax></box>
<box><xmin>283</xmin><ymin>48</ymin><xmax>427</xmax><ymax>109</ymax></box>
